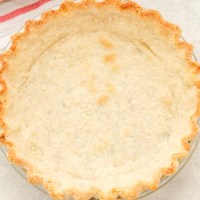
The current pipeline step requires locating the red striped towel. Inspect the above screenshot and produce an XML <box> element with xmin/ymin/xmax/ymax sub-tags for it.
<box><xmin>0</xmin><ymin>0</ymin><xmax>62</xmax><ymax>51</ymax></box>
<box><xmin>0</xmin><ymin>0</ymin><xmax>51</xmax><ymax>23</ymax></box>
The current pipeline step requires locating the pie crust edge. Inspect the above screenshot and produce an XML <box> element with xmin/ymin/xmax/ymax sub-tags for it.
<box><xmin>0</xmin><ymin>0</ymin><xmax>200</xmax><ymax>199</ymax></box>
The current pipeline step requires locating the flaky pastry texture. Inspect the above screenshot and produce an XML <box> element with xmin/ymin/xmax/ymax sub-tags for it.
<box><xmin>0</xmin><ymin>0</ymin><xmax>200</xmax><ymax>199</ymax></box>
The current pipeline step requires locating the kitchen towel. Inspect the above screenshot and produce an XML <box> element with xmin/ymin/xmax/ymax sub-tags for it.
<box><xmin>0</xmin><ymin>0</ymin><xmax>63</xmax><ymax>51</ymax></box>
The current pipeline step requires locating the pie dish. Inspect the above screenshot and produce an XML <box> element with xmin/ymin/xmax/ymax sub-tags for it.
<box><xmin>0</xmin><ymin>0</ymin><xmax>200</xmax><ymax>200</ymax></box>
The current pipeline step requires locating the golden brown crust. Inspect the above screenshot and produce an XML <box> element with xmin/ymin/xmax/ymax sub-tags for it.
<box><xmin>0</xmin><ymin>0</ymin><xmax>200</xmax><ymax>199</ymax></box>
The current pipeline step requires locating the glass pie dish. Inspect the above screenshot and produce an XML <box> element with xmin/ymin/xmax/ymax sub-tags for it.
<box><xmin>0</xmin><ymin>3</ymin><xmax>200</xmax><ymax>200</ymax></box>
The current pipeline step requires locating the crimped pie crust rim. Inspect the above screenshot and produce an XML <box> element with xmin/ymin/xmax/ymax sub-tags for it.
<box><xmin>0</xmin><ymin>0</ymin><xmax>200</xmax><ymax>199</ymax></box>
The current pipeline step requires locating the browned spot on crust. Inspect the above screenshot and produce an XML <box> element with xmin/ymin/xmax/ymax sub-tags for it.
<box><xmin>104</xmin><ymin>53</ymin><xmax>116</xmax><ymax>63</ymax></box>
<box><xmin>99</xmin><ymin>37</ymin><xmax>113</xmax><ymax>49</ymax></box>
<box><xmin>160</xmin><ymin>97</ymin><xmax>172</xmax><ymax>110</ymax></box>
<box><xmin>97</xmin><ymin>95</ymin><xmax>109</xmax><ymax>105</ymax></box>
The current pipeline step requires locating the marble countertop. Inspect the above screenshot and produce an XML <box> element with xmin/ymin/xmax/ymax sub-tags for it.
<box><xmin>0</xmin><ymin>0</ymin><xmax>200</xmax><ymax>199</ymax></box>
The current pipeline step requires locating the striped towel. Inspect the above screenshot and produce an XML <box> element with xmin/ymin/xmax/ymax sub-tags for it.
<box><xmin>0</xmin><ymin>0</ymin><xmax>63</xmax><ymax>51</ymax></box>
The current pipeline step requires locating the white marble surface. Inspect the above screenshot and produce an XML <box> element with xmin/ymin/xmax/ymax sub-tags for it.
<box><xmin>0</xmin><ymin>0</ymin><xmax>200</xmax><ymax>199</ymax></box>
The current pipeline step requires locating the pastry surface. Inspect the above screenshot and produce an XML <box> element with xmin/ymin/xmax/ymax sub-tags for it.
<box><xmin>0</xmin><ymin>1</ymin><xmax>199</xmax><ymax>199</ymax></box>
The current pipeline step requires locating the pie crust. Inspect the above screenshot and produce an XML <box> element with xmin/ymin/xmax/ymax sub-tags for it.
<box><xmin>0</xmin><ymin>0</ymin><xmax>200</xmax><ymax>200</ymax></box>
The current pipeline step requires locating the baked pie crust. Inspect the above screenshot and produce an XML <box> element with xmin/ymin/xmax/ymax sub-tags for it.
<box><xmin>0</xmin><ymin>0</ymin><xmax>200</xmax><ymax>199</ymax></box>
